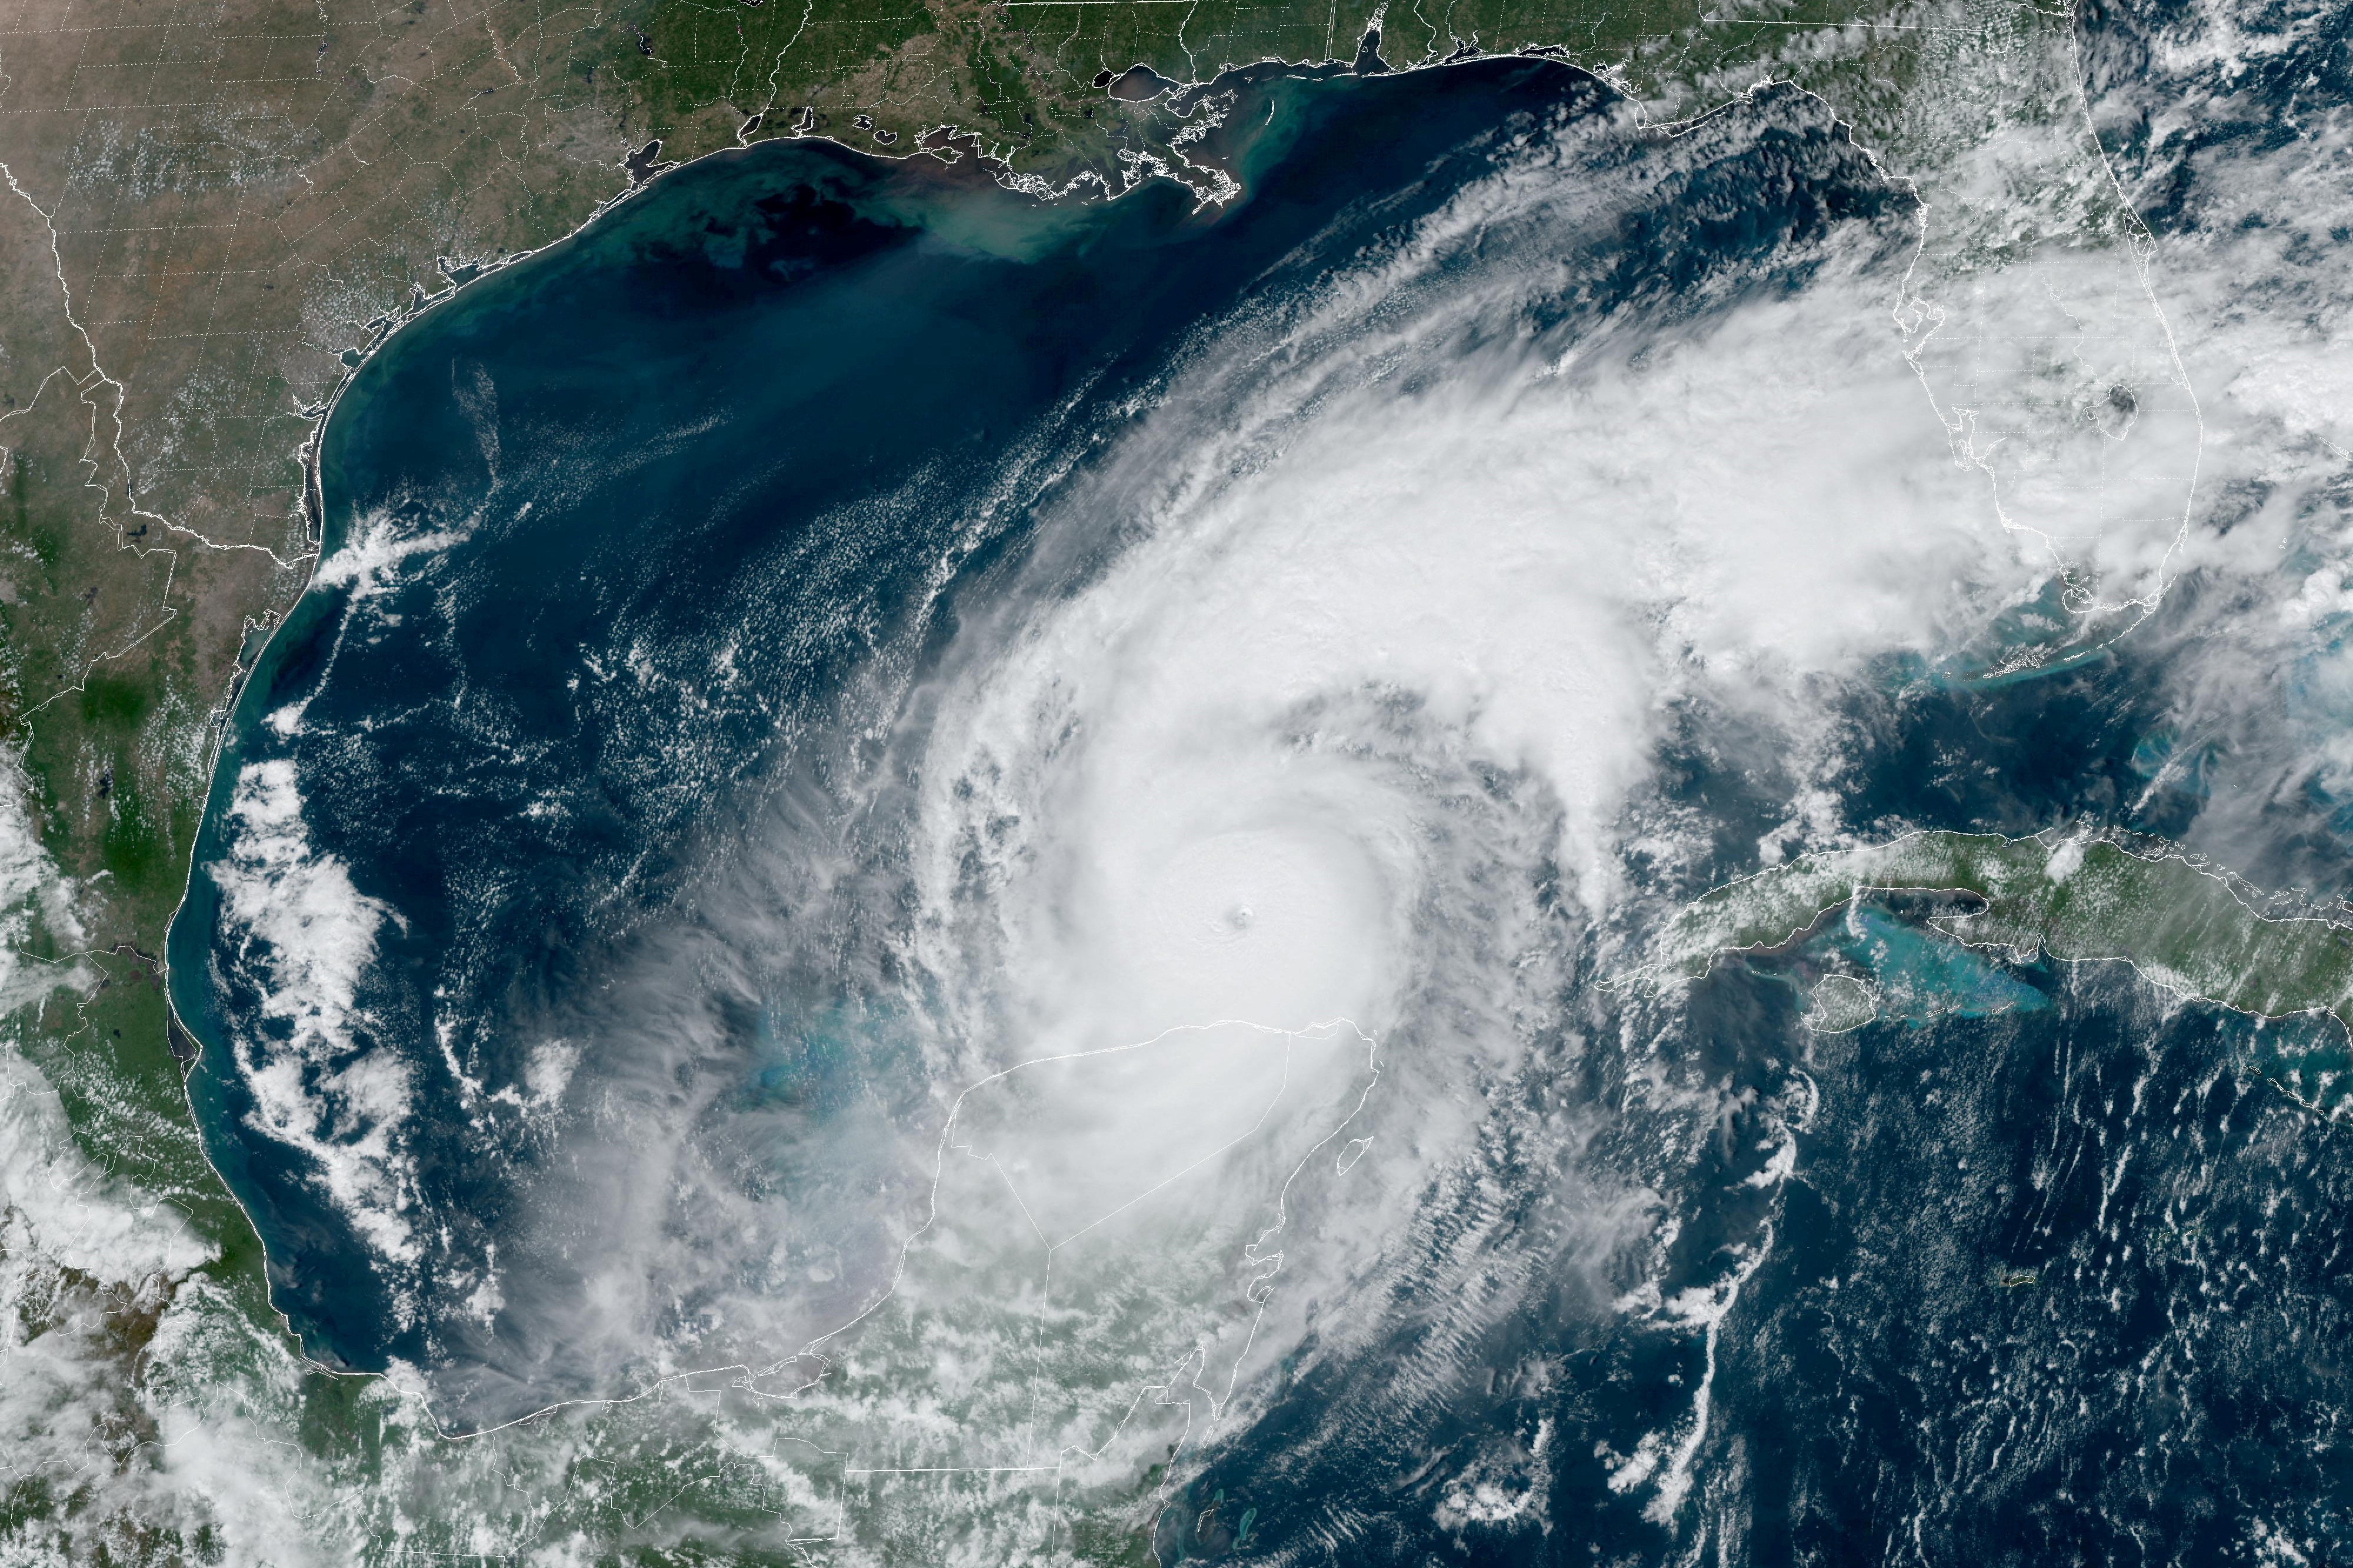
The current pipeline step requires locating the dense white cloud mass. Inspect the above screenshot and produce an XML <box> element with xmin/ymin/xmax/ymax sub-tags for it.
<box><xmin>794</xmin><ymin>158</ymin><xmax>2019</xmax><ymax>1493</ymax></box>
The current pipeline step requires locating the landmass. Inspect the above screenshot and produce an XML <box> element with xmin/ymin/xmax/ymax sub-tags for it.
<box><xmin>1649</xmin><ymin>829</ymin><xmax>2353</xmax><ymax>1043</ymax></box>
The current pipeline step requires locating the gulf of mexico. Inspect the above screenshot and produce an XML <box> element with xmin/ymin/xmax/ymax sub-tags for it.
<box><xmin>160</xmin><ymin>56</ymin><xmax>1632</xmax><ymax>1412</ymax></box>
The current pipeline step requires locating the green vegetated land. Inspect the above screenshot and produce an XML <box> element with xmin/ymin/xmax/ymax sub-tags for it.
<box><xmin>609</xmin><ymin>0</ymin><xmax>1738</xmax><ymax>166</ymax></box>
<box><xmin>1653</xmin><ymin>832</ymin><xmax>2353</xmax><ymax>1033</ymax></box>
<box><xmin>605</xmin><ymin>0</ymin><xmax>1925</xmax><ymax>193</ymax></box>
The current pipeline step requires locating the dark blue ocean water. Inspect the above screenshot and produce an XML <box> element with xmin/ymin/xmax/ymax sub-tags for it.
<box><xmin>166</xmin><ymin>39</ymin><xmax>2353</xmax><ymax>1563</ymax></box>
